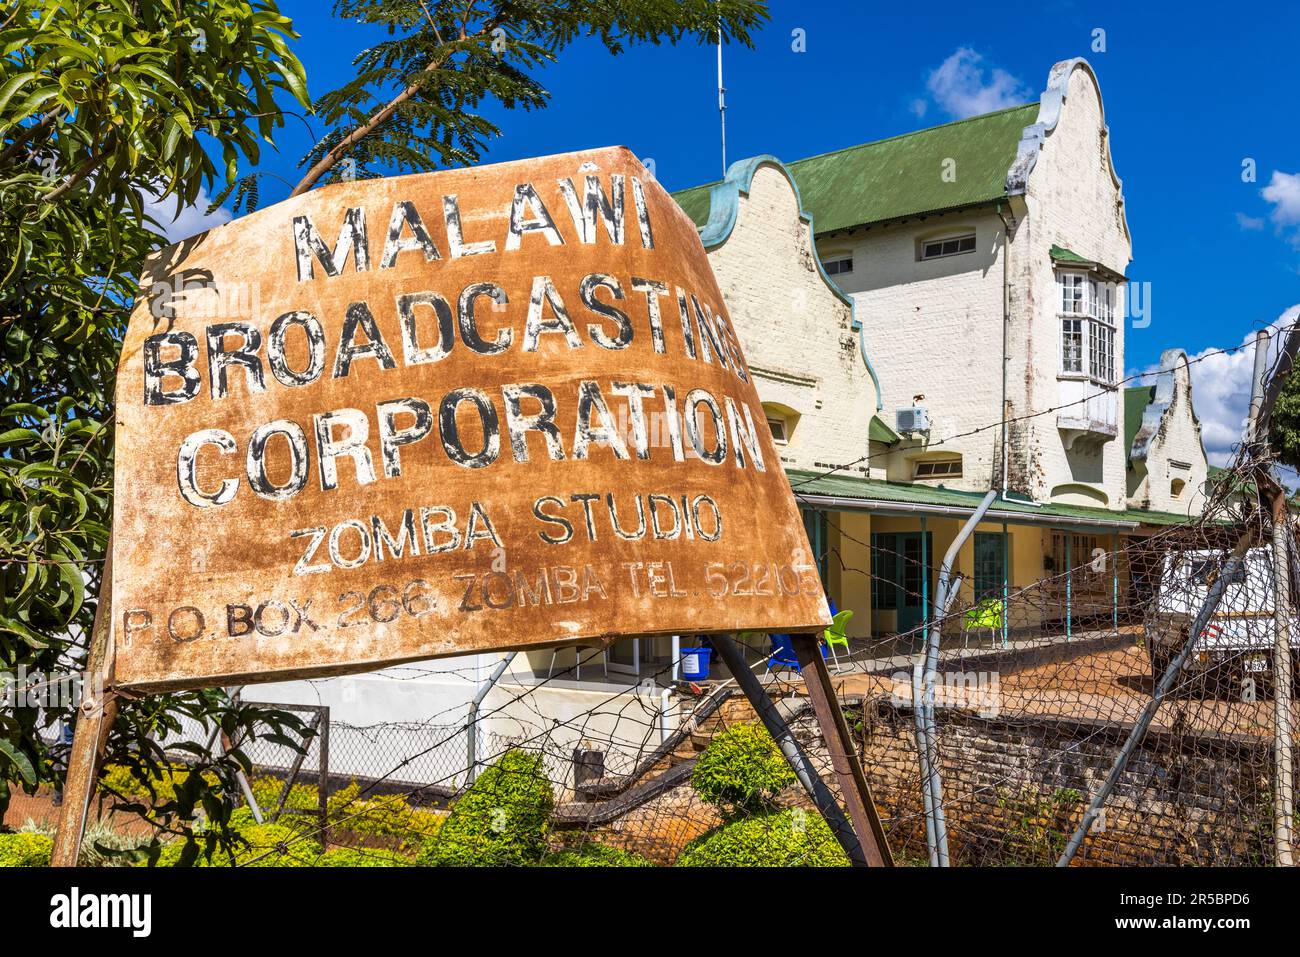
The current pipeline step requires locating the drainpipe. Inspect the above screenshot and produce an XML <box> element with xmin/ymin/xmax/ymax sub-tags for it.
<box><xmin>995</xmin><ymin>200</ymin><xmax>1015</xmax><ymax>496</ymax></box>
<box><xmin>916</xmin><ymin>488</ymin><xmax>998</xmax><ymax>866</ymax></box>
<box><xmin>466</xmin><ymin>652</ymin><xmax>517</xmax><ymax>785</ymax></box>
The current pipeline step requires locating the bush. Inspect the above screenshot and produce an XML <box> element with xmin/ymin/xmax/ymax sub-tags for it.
<box><xmin>417</xmin><ymin>750</ymin><xmax>554</xmax><ymax>867</ymax></box>
<box><xmin>541</xmin><ymin>843</ymin><xmax>654</xmax><ymax>867</ymax></box>
<box><xmin>0</xmin><ymin>832</ymin><xmax>53</xmax><ymax>867</ymax></box>
<box><xmin>690</xmin><ymin>722</ymin><xmax>796</xmax><ymax>816</ymax></box>
<box><xmin>18</xmin><ymin>819</ymin><xmax>152</xmax><ymax>867</ymax></box>
<box><xmin>675</xmin><ymin>809</ymin><xmax>849</xmax><ymax>867</ymax></box>
<box><xmin>149</xmin><ymin>812</ymin><xmax>321</xmax><ymax>868</ymax></box>
<box><xmin>316</xmin><ymin>846</ymin><xmax>412</xmax><ymax>867</ymax></box>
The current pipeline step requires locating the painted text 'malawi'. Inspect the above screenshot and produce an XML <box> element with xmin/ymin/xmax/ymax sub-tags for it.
<box><xmin>140</xmin><ymin>173</ymin><xmax>767</xmax><ymax>510</ymax></box>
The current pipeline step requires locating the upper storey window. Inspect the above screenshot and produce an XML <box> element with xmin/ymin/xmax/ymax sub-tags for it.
<box><xmin>1058</xmin><ymin>270</ymin><xmax>1116</xmax><ymax>385</ymax></box>
<box><xmin>920</xmin><ymin>233</ymin><xmax>975</xmax><ymax>261</ymax></box>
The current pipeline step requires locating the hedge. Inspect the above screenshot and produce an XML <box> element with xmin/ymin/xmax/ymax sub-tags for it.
<box><xmin>417</xmin><ymin>750</ymin><xmax>554</xmax><ymax>867</ymax></box>
<box><xmin>540</xmin><ymin>843</ymin><xmax>654</xmax><ymax>867</ymax></box>
<box><xmin>690</xmin><ymin>722</ymin><xmax>796</xmax><ymax>816</ymax></box>
<box><xmin>0</xmin><ymin>832</ymin><xmax>53</xmax><ymax>867</ymax></box>
<box><xmin>675</xmin><ymin>809</ymin><xmax>849</xmax><ymax>867</ymax></box>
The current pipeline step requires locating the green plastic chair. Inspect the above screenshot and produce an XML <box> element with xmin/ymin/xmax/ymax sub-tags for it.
<box><xmin>962</xmin><ymin>598</ymin><xmax>1004</xmax><ymax>649</ymax></box>
<box><xmin>823</xmin><ymin>610</ymin><xmax>853</xmax><ymax>670</ymax></box>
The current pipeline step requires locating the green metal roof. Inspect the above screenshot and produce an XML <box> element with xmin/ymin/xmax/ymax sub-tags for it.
<box><xmin>672</xmin><ymin>103</ymin><xmax>1040</xmax><ymax>235</ymax></box>
<box><xmin>785</xmin><ymin>468</ymin><xmax>1193</xmax><ymax>528</ymax></box>
<box><xmin>869</xmin><ymin>414</ymin><xmax>901</xmax><ymax>445</ymax></box>
<box><xmin>1050</xmin><ymin>244</ymin><xmax>1090</xmax><ymax>265</ymax></box>
<box><xmin>1123</xmin><ymin>385</ymin><xmax>1157</xmax><ymax>465</ymax></box>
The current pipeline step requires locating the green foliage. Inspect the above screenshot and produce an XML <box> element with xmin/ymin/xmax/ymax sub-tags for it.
<box><xmin>247</xmin><ymin>776</ymin><xmax>445</xmax><ymax>846</ymax></box>
<box><xmin>676</xmin><ymin>809</ymin><xmax>849</xmax><ymax>867</ymax></box>
<box><xmin>541</xmin><ymin>843</ymin><xmax>654</xmax><ymax>867</ymax></box>
<box><xmin>148</xmin><ymin>808</ymin><xmax>321</xmax><ymax>867</ymax></box>
<box><xmin>690</xmin><ymin>722</ymin><xmax>796</xmax><ymax>817</ymax></box>
<box><xmin>316</xmin><ymin>846</ymin><xmax>412</xmax><ymax>867</ymax></box>
<box><xmin>996</xmin><ymin>787</ymin><xmax>1083</xmax><ymax>866</ymax></box>
<box><xmin>0</xmin><ymin>830</ymin><xmax>52</xmax><ymax>866</ymax></box>
<box><xmin>20</xmin><ymin>816</ymin><xmax>153</xmax><ymax>866</ymax></box>
<box><xmin>417</xmin><ymin>749</ymin><xmax>553</xmax><ymax>866</ymax></box>
<box><xmin>0</xmin><ymin>0</ymin><xmax>313</xmax><ymax>843</ymax></box>
<box><xmin>1271</xmin><ymin>370</ymin><xmax>1300</xmax><ymax>471</ymax></box>
<box><xmin>295</xmin><ymin>0</ymin><xmax>768</xmax><ymax>192</ymax></box>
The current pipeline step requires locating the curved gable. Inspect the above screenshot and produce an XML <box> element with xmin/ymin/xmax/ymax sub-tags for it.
<box><xmin>1007</xmin><ymin>57</ymin><xmax>1130</xmax><ymax>243</ymax></box>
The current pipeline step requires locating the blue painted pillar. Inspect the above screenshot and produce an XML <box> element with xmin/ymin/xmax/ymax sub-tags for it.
<box><xmin>1111</xmin><ymin>530</ymin><xmax>1119</xmax><ymax>630</ymax></box>
<box><xmin>921</xmin><ymin>515</ymin><xmax>929</xmax><ymax>633</ymax></box>
<box><xmin>1065</xmin><ymin>531</ymin><xmax>1072</xmax><ymax>641</ymax></box>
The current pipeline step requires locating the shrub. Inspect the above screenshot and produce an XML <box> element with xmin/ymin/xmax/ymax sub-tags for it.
<box><xmin>417</xmin><ymin>750</ymin><xmax>554</xmax><ymax>867</ymax></box>
<box><xmin>541</xmin><ymin>843</ymin><xmax>654</xmax><ymax>867</ymax></box>
<box><xmin>690</xmin><ymin>722</ymin><xmax>796</xmax><ymax>816</ymax></box>
<box><xmin>0</xmin><ymin>832</ymin><xmax>53</xmax><ymax>867</ymax></box>
<box><xmin>18</xmin><ymin>818</ymin><xmax>152</xmax><ymax>867</ymax></box>
<box><xmin>675</xmin><ymin>808</ymin><xmax>849</xmax><ymax>867</ymax></box>
<box><xmin>316</xmin><ymin>846</ymin><xmax>412</xmax><ymax>867</ymax></box>
<box><xmin>149</xmin><ymin>812</ymin><xmax>322</xmax><ymax>867</ymax></box>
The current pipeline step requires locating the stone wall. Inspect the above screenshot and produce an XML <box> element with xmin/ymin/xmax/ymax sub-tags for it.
<box><xmin>856</xmin><ymin>700</ymin><xmax>1275</xmax><ymax>866</ymax></box>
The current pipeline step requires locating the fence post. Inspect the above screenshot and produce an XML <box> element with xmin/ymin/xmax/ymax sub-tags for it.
<box><xmin>1270</xmin><ymin>490</ymin><xmax>1295</xmax><ymax>866</ymax></box>
<box><xmin>317</xmin><ymin>706</ymin><xmax>329</xmax><ymax>838</ymax></box>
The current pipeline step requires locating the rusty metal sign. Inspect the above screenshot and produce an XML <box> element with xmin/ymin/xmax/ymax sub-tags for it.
<box><xmin>111</xmin><ymin>146</ymin><xmax>830</xmax><ymax>691</ymax></box>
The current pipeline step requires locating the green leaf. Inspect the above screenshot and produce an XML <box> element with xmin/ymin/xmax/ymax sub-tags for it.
<box><xmin>0</xmin><ymin>740</ymin><xmax>36</xmax><ymax>786</ymax></box>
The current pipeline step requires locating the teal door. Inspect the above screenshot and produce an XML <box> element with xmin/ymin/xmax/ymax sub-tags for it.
<box><xmin>872</xmin><ymin>531</ymin><xmax>932</xmax><ymax>635</ymax></box>
<box><xmin>897</xmin><ymin>532</ymin><xmax>932</xmax><ymax>635</ymax></box>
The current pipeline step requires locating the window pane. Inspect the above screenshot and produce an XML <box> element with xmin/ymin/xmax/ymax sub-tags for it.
<box><xmin>1062</xmin><ymin>318</ymin><xmax>1083</xmax><ymax>372</ymax></box>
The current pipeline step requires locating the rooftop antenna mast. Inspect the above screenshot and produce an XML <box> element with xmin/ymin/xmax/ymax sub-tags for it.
<box><xmin>716</xmin><ymin>14</ymin><xmax>726</xmax><ymax>176</ymax></box>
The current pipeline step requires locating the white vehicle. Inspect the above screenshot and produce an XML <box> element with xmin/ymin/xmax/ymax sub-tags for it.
<box><xmin>1144</xmin><ymin>546</ymin><xmax>1298</xmax><ymax>692</ymax></box>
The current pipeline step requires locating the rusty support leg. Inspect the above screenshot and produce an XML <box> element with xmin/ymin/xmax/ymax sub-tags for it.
<box><xmin>792</xmin><ymin>633</ymin><xmax>893</xmax><ymax>866</ymax></box>
<box><xmin>317</xmin><ymin>706</ymin><xmax>330</xmax><ymax>838</ymax></box>
<box><xmin>711</xmin><ymin>633</ymin><xmax>869</xmax><ymax>866</ymax></box>
<box><xmin>51</xmin><ymin>548</ymin><xmax>116</xmax><ymax>867</ymax></box>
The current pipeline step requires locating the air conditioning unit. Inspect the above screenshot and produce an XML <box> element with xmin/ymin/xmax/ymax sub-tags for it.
<box><xmin>896</xmin><ymin>406</ymin><xmax>930</xmax><ymax>435</ymax></box>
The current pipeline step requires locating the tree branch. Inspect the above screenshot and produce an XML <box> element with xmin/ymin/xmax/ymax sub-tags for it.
<box><xmin>288</xmin><ymin>19</ymin><xmax>501</xmax><ymax>197</ymax></box>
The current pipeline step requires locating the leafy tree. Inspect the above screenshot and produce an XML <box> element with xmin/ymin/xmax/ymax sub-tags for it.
<box><xmin>1268</xmin><ymin>371</ymin><xmax>1300</xmax><ymax>470</ymax></box>
<box><xmin>269</xmin><ymin>0</ymin><xmax>767</xmax><ymax>201</ymax></box>
<box><xmin>0</xmin><ymin>0</ymin><xmax>312</xmax><ymax>853</ymax></box>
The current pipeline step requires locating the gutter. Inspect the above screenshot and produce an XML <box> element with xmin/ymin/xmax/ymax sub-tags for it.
<box><xmin>794</xmin><ymin>493</ymin><xmax>1140</xmax><ymax>530</ymax></box>
<box><xmin>995</xmin><ymin>200</ymin><xmax>1015</xmax><ymax>495</ymax></box>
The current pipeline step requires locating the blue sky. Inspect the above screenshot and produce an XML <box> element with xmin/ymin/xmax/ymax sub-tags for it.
<box><xmin>174</xmin><ymin>0</ymin><xmax>1300</xmax><ymax>464</ymax></box>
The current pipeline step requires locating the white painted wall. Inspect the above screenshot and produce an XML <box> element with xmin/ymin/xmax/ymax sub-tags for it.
<box><xmin>701</xmin><ymin>161</ymin><xmax>883</xmax><ymax>478</ymax></box>
<box><xmin>1012</xmin><ymin>63</ymin><xmax>1132</xmax><ymax>507</ymax></box>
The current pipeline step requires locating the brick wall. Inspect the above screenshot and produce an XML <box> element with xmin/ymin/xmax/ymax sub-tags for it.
<box><xmin>856</xmin><ymin>700</ymin><xmax>1276</xmax><ymax>866</ymax></box>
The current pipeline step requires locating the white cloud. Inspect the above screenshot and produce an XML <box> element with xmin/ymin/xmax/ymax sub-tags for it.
<box><xmin>923</xmin><ymin>48</ymin><xmax>1029</xmax><ymax>120</ymax></box>
<box><xmin>908</xmin><ymin>98</ymin><xmax>928</xmax><ymax>119</ymax></box>
<box><xmin>140</xmin><ymin>186</ymin><xmax>232</xmax><ymax>243</ymax></box>
<box><xmin>1236</xmin><ymin>212</ymin><xmax>1265</xmax><ymax>231</ymax></box>
<box><xmin>1177</xmin><ymin>304</ymin><xmax>1300</xmax><ymax>466</ymax></box>
<box><xmin>1261</xmin><ymin>171</ymin><xmax>1300</xmax><ymax>228</ymax></box>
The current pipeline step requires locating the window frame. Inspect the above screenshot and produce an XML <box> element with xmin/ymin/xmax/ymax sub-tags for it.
<box><xmin>766</xmin><ymin>416</ymin><xmax>788</xmax><ymax>445</ymax></box>
<box><xmin>1057</xmin><ymin>269</ymin><xmax>1117</xmax><ymax>386</ymax></box>
<box><xmin>912</xmin><ymin>458</ymin><xmax>962</xmax><ymax>479</ymax></box>
<box><xmin>919</xmin><ymin>232</ymin><xmax>976</xmax><ymax>262</ymax></box>
<box><xmin>823</xmin><ymin>255</ymin><xmax>853</xmax><ymax>276</ymax></box>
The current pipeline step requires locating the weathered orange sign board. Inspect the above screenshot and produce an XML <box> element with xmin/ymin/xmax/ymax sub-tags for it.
<box><xmin>112</xmin><ymin>146</ymin><xmax>829</xmax><ymax>691</ymax></box>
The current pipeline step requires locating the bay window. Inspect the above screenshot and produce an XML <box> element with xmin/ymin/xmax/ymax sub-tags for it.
<box><xmin>1058</xmin><ymin>271</ymin><xmax>1117</xmax><ymax>384</ymax></box>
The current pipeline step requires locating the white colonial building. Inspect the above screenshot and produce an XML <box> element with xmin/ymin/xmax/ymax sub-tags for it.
<box><xmin>673</xmin><ymin>58</ymin><xmax>1209</xmax><ymax>639</ymax></box>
